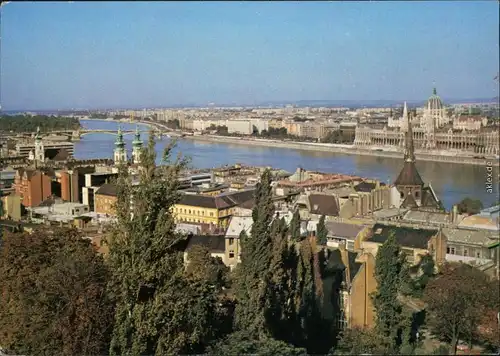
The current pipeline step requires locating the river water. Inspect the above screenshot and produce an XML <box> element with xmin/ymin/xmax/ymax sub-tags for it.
<box><xmin>75</xmin><ymin>120</ymin><xmax>499</xmax><ymax>210</ymax></box>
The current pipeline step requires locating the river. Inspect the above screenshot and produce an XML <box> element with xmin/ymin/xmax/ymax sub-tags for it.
<box><xmin>75</xmin><ymin>120</ymin><xmax>499</xmax><ymax>210</ymax></box>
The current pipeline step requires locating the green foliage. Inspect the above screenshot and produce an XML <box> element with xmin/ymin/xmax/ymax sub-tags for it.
<box><xmin>259</xmin><ymin>127</ymin><xmax>289</xmax><ymax>138</ymax></box>
<box><xmin>208</xmin><ymin>331</ymin><xmax>307</xmax><ymax>356</ymax></box>
<box><xmin>289</xmin><ymin>209</ymin><xmax>301</xmax><ymax>242</ymax></box>
<box><xmin>185</xmin><ymin>244</ymin><xmax>230</xmax><ymax>289</ymax></box>
<box><xmin>208</xmin><ymin>124</ymin><xmax>229</xmax><ymax>135</ymax></box>
<box><xmin>234</xmin><ymin>169</ymin><xmax>275</xmax><ymax>338</ymax></box>
<box><xmin>0</xmin><ymin>115</ymin><xmax>80</xmax><ymax>133</ymax></box>
<box><xmin>165</xmin><ymin>119</ymin><xmax>180</xmax><ymax>130</ymax></box>
<box><xmin>423</xmin><ymin>262</ymin><xmax>497</xmax><ymax>355</ymax></box>
<box><xmin>372</xmin><ymin>232</ymin><xmax>411</xmax><ymax>352</ymax></box>
<box><xmin>0</xmin><ymin>228</ymin><xmax>113</xmax><ymax>356</ymax></box>
<box><xmin>429</xmin><ymin>345</ymin><xmax>450</xmax><ymax>355</ymax></box>
<box><xmin>232</xmin><ymin>170</ymin><xmax>334</xmax><ymax>354</ymax></box>
<box><xmin>90</xmin><ymin>113</ymin><xmax>108</xmax><ymax>120</ymax></box>
<box><xmin>316</xmin><ymin>215</ymin><xmax>328</xmax><ymax>245</ymax></box>
<box><xmin>410</xmin><ymin>254</ymin><xmax>435</xmax><ymax>297</ymax></box>
<box><xmin>456</xmin><ymin>197</ymin><xmax>484</xmax><ymax>215</ymax></box>
<box><xmin>107</xmin><ymin>135</ymin><xmax>222</xmax><ymax>355</ymax></box>
<box><xmin>321</xmin><ymin>129</ymin><xmax>356</xmax><ymax>144</ymax></box>
<box><xmin>332</xmin><ymin>327</ymin><xmax>390</xmax><ymax>355</ymax></box>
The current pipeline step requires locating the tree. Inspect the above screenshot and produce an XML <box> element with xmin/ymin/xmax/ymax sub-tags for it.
<box><xmin>331</xmin><ymin>327</ymin><xmax>390</xmax><ymax>355</ymax></box>
<box><xmin>0</xmin><ymin>228</ymin><xmax>113</xmax><ymax>356</ymax></box>
<box><xmin>424</xmin><ymin>263</ymin><xmax>497</xmax><ymax>355</ymax></box>
<box><xmin>0</xmin><ymin>114</ymin><xmax>80</xmax><ymax>133</ymax></box>
<box><xmin>107</xmin><ymin>134</ymin><xmax>221</xmax><ymax>355</ymax></box>
<box><xmin>289</xmin><ymin>209</ymin><xmax>301</xmax><ymax>242</ymax></box>
<box><xmin>456</xmin><ymin>197</ymin><xmax>483</xmax><ymax>215</ymax></box>
<box><xmin>208</xmin><ymin>331</ymin><xmax>307</xmax><ymax>356</ymax></box>
<box><xmin>233</xmin><ymin>169</ymin><xmax>275</xmax><ymax>338</ymax></box>
<box><xmin>293</xmin><ymin>236</ymin><xmax>331</xmax><ymax>353</ymax></box>
<box><xmin>185</xmin><ymin>244</ymin><xmax>229</xmax><ymax>289</ymax></box>
<box><xmin>316</xmin><ymin>215</ymin><xmax>328</xmax><ymax>245</ymax></box>
<box><xmin>409</xmin><ymin>253</ymin><xmax>435</xmax><ymax>297</ymax></box>
<box><xmin>372</xmin><ymin>232</ymin><xmax>410</xmax><ymax>352</ymax></box>
<box><xmin>166</xmin><ymin>119</ymin><xmax>180</xmax><ymax>130</ymax></box>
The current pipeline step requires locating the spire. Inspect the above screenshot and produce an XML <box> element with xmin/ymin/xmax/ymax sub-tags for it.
<box><xmin>115</xmin><ymin>126</ymin><xmax>125</xmax><ymax>148</ymax></box>
<box><xmin>35</xmin><ymin>126</ymin><xmax>41</xmax><ymax>141</ymax></box>
<box><xmin>132</xmin><ymin>126</ymin><xmax>143</xmax><ymax>148</ymax></box>
<box><xmin>404</xmin><ymin>110</ymin><xmax>416</xmax><ymax>162</ymax></box>
<box><xmin>402</xmin><ymin>101</ymin><xmax>408</xmax><ymax>120</ymax></box>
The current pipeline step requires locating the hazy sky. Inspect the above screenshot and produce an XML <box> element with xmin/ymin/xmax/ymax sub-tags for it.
<box><xmin>1</xmin><ymin>1</ymin><xmax>499</xmax><ymax>110</ymax></box>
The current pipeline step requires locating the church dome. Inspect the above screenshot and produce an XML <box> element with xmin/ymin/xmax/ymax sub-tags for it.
<box><xmin>426</xmin><ymin>87</ymin><xmax>444</xmax><ymax>111</ymax></box>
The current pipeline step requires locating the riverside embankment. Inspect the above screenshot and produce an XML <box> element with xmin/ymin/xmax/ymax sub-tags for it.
<box><xmin>184</xmin><ymin>134</ymin><xmax>500</xmax><ymax>167</ymax></box>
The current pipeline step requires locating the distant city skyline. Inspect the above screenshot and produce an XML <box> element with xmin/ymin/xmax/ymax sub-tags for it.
<box><xmin>1</xmin><ymin>1</ymin><xmax>498</xmax><ymax>110</ymax></box>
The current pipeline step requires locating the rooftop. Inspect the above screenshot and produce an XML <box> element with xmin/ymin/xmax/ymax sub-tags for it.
<box><xmin>325</xmin><ymin>221</ymin><xmax>367</xmax><ymax>240</ymax></box>
<box><xmin>308</xmin><ymin>194</ymin><xmax>340</xmax><ymax>216</ymax></box>
<box><xmin>95</xmin><ymin>183</ymin><xmax>117</xmax><ymax>197</ymax></box>
<box><xmin>178</xmin><ymin>189</ymin><xmax>255</xmax><ymax>210</ymax></box>
<box><xmin>368</xmin><ymin>223</ymin><xmax>438</xmax><ymax>249</ymax></box>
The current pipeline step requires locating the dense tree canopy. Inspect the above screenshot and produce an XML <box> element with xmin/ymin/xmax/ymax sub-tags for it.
<box><xmin>107</xmin><ymin>134</ymin><xmax>224</xmax><ymax>355</ymax></box>
<box><xmin>372</xmin><ymin>232</ymin><xmax>412</xmax><ymax>352</ymax></box>
<box><xmin>332</xmin><ymin>327</ymin><xmax>390</xmax><ymax>355</ymax></box>
<box><xmin>424</xmin><ymin>262</ymin><xmax>498</xmax><ymax>355</ymax></box>
<box><xmin>316</xmin><ymin>215</ymin><xmax>328</xmax><ymax>245</ymax></box>
<box><xmin>456</xmin><ymin>197</ymin><xmax>484</xmax><ymax>215</ymax></box>
<box><xmin>289</xmin><ymin>209</ymin><xmax>301</xmax><ymax>242</ymax></box>
<box><xmin>0</xmin><ymin>228</ymin><xmax>113</xmax><ymax>356</ymax></box>
<box><xmin>0</xmin><ymin>115</ymin><xmax>80</xmax><ymax>133</ymax></box>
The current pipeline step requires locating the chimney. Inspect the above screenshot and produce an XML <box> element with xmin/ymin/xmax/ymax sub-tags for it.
<box><xmin>451</xmin><ymin>205</ymin><xmax>458</xmax><ymax>224</ymax></box>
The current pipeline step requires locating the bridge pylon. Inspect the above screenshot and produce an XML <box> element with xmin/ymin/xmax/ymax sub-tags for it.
<box><xmin>71</xmin><ymin>129</ymin><xmax>81</xmax><ymax>141</ymax></box>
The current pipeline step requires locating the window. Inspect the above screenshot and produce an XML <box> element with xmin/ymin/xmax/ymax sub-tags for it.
<box><xmin>415</xmin><ymin>191</ymin><xmax>420</xmax><ymax>199</ymax></box>
<box><xmin>400</xmin><ymin>192</ymin><xmax>404</xmax><ymax>199</ymax></box>
<box><xmin>476</xmin><ymin>251</ymin><xmax>481</xmax><ymax>259</ymax></box>
<box><xmin>463</xmin><ymin>249</ymin><xmax>468</xmax><ymax>257</ymax></box>
<box><xmin>229</xmin><ymin>238</ymin><xmax>234</xmax><ymax>246</ymax></box>
<box><xmin>210</xmin><ymin>212</ymin><xmax>214</xmax><ymax>217</ymax></box>
<box><xmin>229</xmin><ymin>251</ymin><xmax>235</xmax><ymax>259</ymax></box>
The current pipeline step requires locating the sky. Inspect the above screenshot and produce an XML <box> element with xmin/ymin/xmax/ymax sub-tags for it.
<box><xmin>1</xmin><ymin>1</ymin><xmax>499</xmax><ymax>110</ymax></box>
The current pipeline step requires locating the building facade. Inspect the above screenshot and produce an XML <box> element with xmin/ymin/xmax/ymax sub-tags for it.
<box><xmin>14</xmin><ymin>168</ymin><xmax>52</xmax><ymax>208</ymax></box>
<box><xmin>355</xmin><ymin>89</ymin><xmax>499</xmax><ymax>156</ymax></box>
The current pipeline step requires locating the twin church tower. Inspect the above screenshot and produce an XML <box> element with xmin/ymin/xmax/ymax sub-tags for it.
<box><xmin>113</xmin><ymin>126</ymin><xmax>144</xmax><ymax>165</ymax></box>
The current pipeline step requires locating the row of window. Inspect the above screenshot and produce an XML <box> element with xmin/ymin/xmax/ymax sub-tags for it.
<box><xmin>447</xmin><ymin>246</ymin><xmax>483</xmax><ymax>259</ymax></box>
<box><xmin>174</xmin><ymin>207</ymin><xmax>215</xmax><ymax>217</ymax></box>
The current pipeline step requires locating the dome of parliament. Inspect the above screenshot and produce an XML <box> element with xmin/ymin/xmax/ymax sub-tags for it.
<box><xmin>426</xmin><ymin>87</ymin><xmax>444</xmax><ymax>111</ymax></box>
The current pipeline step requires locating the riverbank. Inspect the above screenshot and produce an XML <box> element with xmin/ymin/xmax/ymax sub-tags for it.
<box><xmin>183</xmin><ymin>134</ymin><xmax>500</xmax><ymax>167</ymax></box>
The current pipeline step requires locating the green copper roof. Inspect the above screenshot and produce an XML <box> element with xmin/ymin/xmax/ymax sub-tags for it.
<box><xmin>132</xmin><ymin>126</ymin><xmax>143</xmax><ymax>147</ymax></box>
<box><xmin>35</xmin><ymin>126</ymin><xmax>42</xmax><ymax>141</ymax></box>
<box><xmin>115</xmin><ymin>127</ymin><xmax>125</xmax><ymax>148</ymax></box>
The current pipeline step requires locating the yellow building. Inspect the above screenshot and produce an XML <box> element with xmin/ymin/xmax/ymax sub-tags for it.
<box><xmin>1</xmin><ymin>193</ymin><xmax>22</xmax><ymax>221</ymax></box>
<box><xmin>174</xmin><ymin>190</ymin><xmax>254</xmax><ymax>228</ymax></box>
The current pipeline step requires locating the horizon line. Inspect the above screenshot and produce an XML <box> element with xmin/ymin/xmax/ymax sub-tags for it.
<box><xmin>2</xmin><ymin>96</ymin><xmax>498</xmax><ymax>113</ymax></box>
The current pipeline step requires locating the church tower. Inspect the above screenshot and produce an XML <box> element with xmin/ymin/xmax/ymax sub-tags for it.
<box><xmin>113</xmin><ymin>127</ymin><xmax>127</xmax><ymax>164</ymax></box>
<box><xmin>34</xmin><ymin>126</ymin><xmax>45</xmax><ymax>163</ymax></box>
<box><xmin>394</xmin><ymin>110</ymin><xmax>425</xmax><ymax>207</ymax></box>
<box><xmin>132</xmin><ymin>126</ymin><xmax>144</xmax><ymax>165</ymax></box>
<box><xmin>400</xmin><ymin>101</ymin><xmax>409</xmax><ymax>132</ymax></box>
